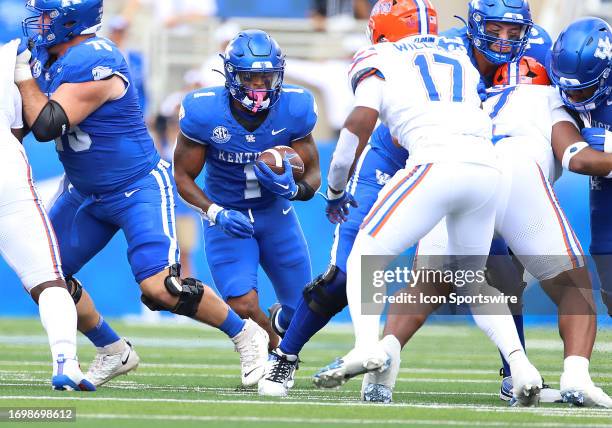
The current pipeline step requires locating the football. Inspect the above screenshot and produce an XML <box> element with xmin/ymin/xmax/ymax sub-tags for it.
<box><xmin>257</xmin><ymin>145</ymin><xmax>305</xmax><ymax>181</ymax></box>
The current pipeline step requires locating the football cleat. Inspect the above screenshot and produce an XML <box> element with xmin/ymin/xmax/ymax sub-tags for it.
<box><xmin>500</xmin><ymin>369</ymin><xmax>563</xmax><ymax>403</ymax></box>
<box><xmin>268</xmin><ymin>302</ymin><xmax>285</xmax><ymax>338</ymax></box>
<box><xmin>561</xmin><ymin>370</ymin><xmax>612</xmax><ymax>408</ymax></box>
<box><xmin>257</xmin><ymin>348</ymin><xmax>299</xmax><ymax>397</ymax></box>
<box><xmin>361</xmin><ymin>335</ymin><xmax>401</xmax><ymax>403</ymax></box>
<box><xmin>86</xmin><ymin>338</ymin><xmax>140</xmax><ymax>387</ymax></box>
<box><xmin>52</xmin><ymin>355</ymin><xmax>96</xmax><ymax>391</ymax></box>
<box><xmin>508</xmin><ymin>354</ymin><xmax>542</xmax><ymax>407</ymax></box>
<box><xmin>313</xmin><ymin>345</ymin><xmax>390</xmax><ymax>389</ymax></box>
<box><xmin>232</xmin><ymin>319</ymin><xmax>269</xmax><ymax>387</ymax></box>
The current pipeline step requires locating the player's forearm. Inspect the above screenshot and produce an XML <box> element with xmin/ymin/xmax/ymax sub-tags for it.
<box><xmin>569</xmin><ymin>151</ymin><xmax>612</xmax><ymax>177</ymax></box>
<box><xmin>16</xmin><ymin>79</ymin><xmax>48</xmax><ymax>128</ymax></box>
<box><xmin>174</xmin><ymin>172</ymin><xmax>213</xmax><ymax>215</ymax></box>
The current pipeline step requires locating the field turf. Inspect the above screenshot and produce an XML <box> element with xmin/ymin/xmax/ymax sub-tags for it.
<box><xmin>0</xmin><ymin>318</ymin><xmax>610</xmax><ymax>427</ymax></box>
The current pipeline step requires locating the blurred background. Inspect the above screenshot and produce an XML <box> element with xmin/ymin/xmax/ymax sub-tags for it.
<box><xmin>0</xmin><ymin>0</ymin><xmax>611</xmax><ymax>324</ymax></box>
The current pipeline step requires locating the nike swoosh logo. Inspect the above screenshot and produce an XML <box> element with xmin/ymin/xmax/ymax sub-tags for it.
<box><xmin>124</xmin><ymin>189</ymin><xmax>140</xmax><ymax>198</ymax></box>
<box><xmin>282</xmin><ymin>207</ymin><xmax>292</xmax><ymax>215</ymax></box>
<box><xmin>243</xmin><ymin>367</ymin><xmax>259</xmax><ymax>378</ymax></box>
<box><xmin>121</xmin><ymin>347</ymin><xmax>131</xmax><ymax>365</ymax></box>
<box><xmin>271</xmin><ymin>128</ymin><xmax>286</xmax><ymax>136</ymax></box>
<box><xmin>275</xmin><ymin>183</ymin><xmax>290</xmax><ymax>190</ymax></box>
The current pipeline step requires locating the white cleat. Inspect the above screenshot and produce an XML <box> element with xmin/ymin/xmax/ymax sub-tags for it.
<box><xmin>52</xmin><ymin>355</ymin><xmax>96</xmax><ymax>391</ymax></box>
<box><xmin>232</xmin><ymin>319</ymin><xmax>269</xmax><ymax>387</ymax></box>
<box><xmin>86</xmin><ymin>338</ymin><xmax>140</xmax><ymax>387</ymax></box>
<box><xmin>508</xmin><ymin>352</ymin><xmax>542</xmax><ymax>407</ymax></box>
<box><xmin>561</xmin><ymin>371</ymin><xmax>612</xmax><ymax>408</ymax></box>
<box><xmin>361</xmin><ymin>335</ymin><xmax>401</xmax><ymax>403</ymax></box>
<box><xmin>257</xmin><ymin>348</ymin><xmax>299</xmax><ymax>397</ymax></box>
<box><xmin>313</xmin><ymin>345</ymin><xmax>390</xmax><ymax>389</ymax></box>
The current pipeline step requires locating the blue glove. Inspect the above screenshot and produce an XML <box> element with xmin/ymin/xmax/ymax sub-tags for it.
<box><xmin>320</xmin><ymin>190</ymin><xmax>358</xmax><ymax>224</ymax></box>
<box><xmin>215</xmin><ymin>209</ymin><xmax>254</xmax><ymax>239</ymax></box>
<box><xmin>253</xmin><ymin>157</ymin><xmax>298</xmax><ymax>199</ymax></box>
<box><xmin>582</xmin><ymin>127</ymin><xmax>612</xmax><ymax>153</ymax></box>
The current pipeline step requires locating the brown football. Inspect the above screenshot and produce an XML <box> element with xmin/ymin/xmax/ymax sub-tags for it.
<box><xmin>257</xmin><ymin>145</ymin><xmax>305</xmax><ymax>181</ymax></box>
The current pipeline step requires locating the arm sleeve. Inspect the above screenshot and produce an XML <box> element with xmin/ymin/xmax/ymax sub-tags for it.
<box><xmin>11</xmin><ymin>84</ymin><xmax>23</xmax><ymax>130</ymax></box>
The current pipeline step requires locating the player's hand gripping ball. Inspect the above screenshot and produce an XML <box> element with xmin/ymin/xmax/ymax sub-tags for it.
<box><xmin>254</xmin><ymin>146</ymin><xmax>304</xmax><ymax>199</ymax></box>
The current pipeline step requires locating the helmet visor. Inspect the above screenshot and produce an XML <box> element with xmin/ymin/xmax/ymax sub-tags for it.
<box><xmin>236</xmin><ymin>70</ymin><xmax>282</xmax><ymax>92</ymax></box>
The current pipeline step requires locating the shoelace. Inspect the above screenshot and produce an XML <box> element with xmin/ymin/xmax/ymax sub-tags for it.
<box><xmin>267</xmin><ymin>353</ymin><xmax>295</xmax><ymax>384</ymax></box>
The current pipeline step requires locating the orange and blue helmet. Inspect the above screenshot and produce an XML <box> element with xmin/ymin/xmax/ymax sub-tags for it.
<box><xmin>367</xmin><ymin>0</ymin><xmax>438</xmax><ymax>44</ymax></box>
<box><xmin>493</xmin><ymin>56</ymin><xmax>550</xmax><ymax>86</ymax></box>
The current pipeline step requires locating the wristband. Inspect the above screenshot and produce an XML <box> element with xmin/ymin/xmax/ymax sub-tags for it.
<box><xmin>206</xmin><ymin>203</ymin><xmax>224</xmax><ymax>224</ymax></box>
<box><xmin>562</xmin><ymin>141</ymin><xmax>588</xmax><ymax>170</ymax></box>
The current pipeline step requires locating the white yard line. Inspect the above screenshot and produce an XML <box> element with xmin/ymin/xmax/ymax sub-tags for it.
<box><xmin>0</xmin><ymin>395</ymin><xmax>609</xmax><ymax>417</ymax></box>
<box><xmin>77</xmin><ymin>413</ymin><xmax>612</xmax><ymax>427</ymax></box>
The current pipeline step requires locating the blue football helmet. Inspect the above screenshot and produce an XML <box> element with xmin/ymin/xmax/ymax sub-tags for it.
<box><xmin>467</xmin><ymin>0</ymin><xmax>533</xmax><ymax>65</ymax></box>
<box><xmin>548</xmin><ymin>17</ymin><xmax>612</xmax><ymax>112</ymax></box>
<box><xmin>22</xmin><ymin>0</ymin><xmax>103</xmax><ymax>48</ymax></box>
<box><xmin>223</xmin><ymin>29</ymin><xmax>285</xmax><ymax>113</ymax></box>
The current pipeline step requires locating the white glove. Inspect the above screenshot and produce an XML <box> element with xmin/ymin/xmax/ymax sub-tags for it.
<box><xmin>14</xmin><ymin>40</ymin><xmax>33</xmax><ymax>83</ymax></box>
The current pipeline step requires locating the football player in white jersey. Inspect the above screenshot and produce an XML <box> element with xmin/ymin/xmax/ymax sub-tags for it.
<box><xmin>379</xmin><ymin>57</ymin><xmax>612</xmax><ymax>408</ymax></box>
<box><xmin>0</xmin><ymin>39</ymin><xmax>94</xmax><ymax>391</ymax></box>
<box><xmin>311</xmin><ymin>0</ymin><xmax>548</xmax><ymax>406</ymax></box>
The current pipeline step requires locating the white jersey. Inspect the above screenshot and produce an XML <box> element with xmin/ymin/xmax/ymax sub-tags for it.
<box><xmin>483</xmin><ymin>84</ymin><xmax>574</xmax><ymax>183</ymax></box>
<box><xmin>0</xmin><ymin>39</ymin><xmax>23</xmax><ymax>133</ymax></box>
<box><xmin>349</xmin><ymin>35</ymin><xmax>495</xmax><ymax>167</ymax></box>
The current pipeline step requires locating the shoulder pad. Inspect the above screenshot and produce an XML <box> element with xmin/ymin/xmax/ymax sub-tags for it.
<box><xmin>60</xmin><ymin>38</ymin><xmax>126</xmax><ymax>84</ymax></box>
<box><xmin>281</xmin><ymin>85</ymin><xmax>318</xmax><ymax>140</ymax></box>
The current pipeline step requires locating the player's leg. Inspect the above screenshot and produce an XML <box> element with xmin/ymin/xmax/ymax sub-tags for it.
<box><xmin>122</xmin><ymin>161</ymin><xmax>268</xmax><ymax>386</ymax></box>
<box><xmin>444</xmin><ymin>166</ymin><xmax>541</xmax><ymax>407</ymax></box>
<box><xmin>48</xmin><ymin>187</ymin><xmax>140</xmax><ymax>386</ymax></box>
<box><xmin>314</xmin><ymin>164</ymin><xmax>457</xmax><ymax>388</ymax></box>
<box><xmin>590</xmin><ymin>176</ymin><xmax>612</xmax><ymax>317</ymax></box>
<box><xmin>501</xmin><ymin>161</ymin><xmax>609</xmax><ymax>407</ymax></box>
<box><xmin>0</xmin><ymin>145</ymin><xmax>94</xmax><ymax>390</ymax></box>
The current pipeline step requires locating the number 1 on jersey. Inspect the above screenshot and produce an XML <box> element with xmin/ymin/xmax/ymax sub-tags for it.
<box><xmin>414</xmin><ymin>53</ymin><xmax>464</xmax><ymax>103</ymax></box>
<box><xmin>243</xmin><ymin>164</ymin><xmax>262</xmax><ymax>199</ymax></box>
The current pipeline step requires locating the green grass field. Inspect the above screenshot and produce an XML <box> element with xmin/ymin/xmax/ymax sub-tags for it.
<box><xmin>0</xmin><ymin>318</ymin><xmax>610</xmax><ymax>427</ymax></box>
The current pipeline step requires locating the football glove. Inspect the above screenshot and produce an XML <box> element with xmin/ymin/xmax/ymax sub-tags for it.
<box><xmin>253</xmin><ymin>157</ymin><xmax>298</xmax><ymax>199</ymax></box>
<box><xmin>320</xmin><ymin>189</ymin><xmax>358</xmax><ymax>224</ymax></box>
<box><xmin>15</xmin><ymin>37</ymin><xmax>33</xmax><ymax>83</ymax></box>
<box><xmin>582</xmin><ymin>127</ymin><xmax>612</xmax><ymax>153</ymax></box>
<box><xmin>207</xmin><ymin>204</ymin><xmax>253</xmax><ymax>239</ymax></box>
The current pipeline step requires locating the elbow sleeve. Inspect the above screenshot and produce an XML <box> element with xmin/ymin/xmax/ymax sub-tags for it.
<box><xmin>31</xmin><ymin>100</ymin><xmax>70</xmax><ymax>142</ymax></box>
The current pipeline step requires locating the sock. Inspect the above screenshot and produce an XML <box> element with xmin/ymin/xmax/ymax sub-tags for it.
<box><xmin>84</xmin><ymin>316</ymin><xmax>121</xmax><ymax>348</ymax></box>
<box><xmin>280</xmin><ymin>298</ymin><xmax>332</xmax><ymax>356</ymax></box>
<box><xmin>499</xmin><ymin>314</ymin><xmax>525</xmax><ymax>377</ymax></box>
<box><xmin>38</xmin><ymin>287</ymin><xmax>77</xmax><ymax>362</ymax></box>
<box><xmin>348</xmin><ymin>234</ymin><xmax>390</xmax><ymax>350</ymax></box>
<box><xmin>472</xmin><ymin>313</ymin><xmax>524</xmax><ymax>362</ymax></box>
<box><xmin>564</xmin><ymin>355</ymin><xmax>591</xmax><ymax>383</ymax></box>
<box><xmin>219</xmin><ymin>308</ymin><xmax>245</xmax><ymax>338</ymax></box>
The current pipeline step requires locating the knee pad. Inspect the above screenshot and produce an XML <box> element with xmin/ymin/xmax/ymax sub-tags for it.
<box><xmin>302</xmin><ymin>265</ymin><xmax>348</xmax><ymax>317</ymax></box>
<box><xmin>65</xmin><ymin>276</ymin><xmax>83</xmax><ymax>304</ymax></box>
<box><xmin>141</xmin><ymin>264</ymin><xmax>205</xmax><ymax>318</ymax></box>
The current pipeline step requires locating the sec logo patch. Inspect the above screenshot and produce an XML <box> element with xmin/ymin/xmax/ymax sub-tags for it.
<box><xmin>212</xmin><ymin>126</ymin><xmax>231</xmax><ymax>144</ymax></box>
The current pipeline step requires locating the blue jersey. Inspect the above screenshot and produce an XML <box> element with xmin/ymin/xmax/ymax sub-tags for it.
<box><xmin>179</xmin><ymin>85</ymin><xmax>317</xmax><ymax>211</ymax></box>
<box><xmin>585</xmin><ymin>100</ymin><xmax>612</xmax><ymax>254</ymax></box>
<box><xmin>442</xmin><ymin>24</ymin><xmax>552</xmax><ymax>87</ymax></box>
<box><xmin>368</xmin><ymin>124</ymin><xmax>408</xmax><ymax>171</ymax></box>
<box><xmin>32</xmin><ymin>36</ymin><xmax>160</xmax><ymax>195</ymax></box>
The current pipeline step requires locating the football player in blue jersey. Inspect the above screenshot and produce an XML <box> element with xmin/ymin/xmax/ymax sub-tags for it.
<box><xmin>548</xmin><ymin>18</ymin><xmax>612</xmax><ymax>405</ymax></box>
<box><xmin>173</xmin><ymin>30</ymin><xmax>321</xmax><ymax>353</ymax></box>
<box><xmin>14</xmin><ymin>0</ymin><xmax>269</xmax><ymax>388</ymax></box>
<box><xmin>549</xmin><ymin>17</ymin><xmax>612</xmax><ymax>318</ymax></box>
<box><xmin>256</xmin><ymin>0</ymin><xmax>550</xmax><ymax>399</ymax></box>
